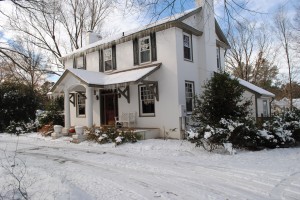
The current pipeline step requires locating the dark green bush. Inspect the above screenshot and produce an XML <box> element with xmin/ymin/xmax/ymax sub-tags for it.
<box><xmin>0</xmin><ymin>82</ymin><xmax>40</xmax><ymax>132</ymax></box>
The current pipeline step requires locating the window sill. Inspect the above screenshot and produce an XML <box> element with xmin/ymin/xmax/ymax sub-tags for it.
<box><xmin>76</xmin><ymin>115</ymin><xmax>86</xmax><ymax>118</ymax></box>
<box><xmin>184</xmin><ymin>59</ymin><xmax>193</xmax><ymax>63</ymax></box>
<box><xmin>139</xmin><ymin>61</ymin><xmax>152</xmax><ymax>66</ymax></box>
<box><xmin>139</xmin><ymin>114</ymin><xmax>155</xmax><ymax>117</ymax></box>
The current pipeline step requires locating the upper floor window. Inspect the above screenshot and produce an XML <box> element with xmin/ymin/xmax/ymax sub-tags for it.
<box><xmin>76</xmin><ymin>56</ymin><xmax>85</xmax><ymax>69</ymax></box>
<box><xmin>185</xmin><ymin>81</ymin><xmax>194</xmax><ymax>113</ymax></box>
<box><xmin>216</xmin><ymin>46</ymin><xmax>221</xmax><ymax>69</ymax></box>
<box><xmin>133</xmin><ymin>33</ymin><xmax>157</xmax><ymax>66</ymax></box>
<box><xmin>139</xmin><ymin>84</ymin><xmax>155</xmax><ymax>117</ymax></box>
<box><xmin>103</xmin><ymin>48</ymin><xmax>113</xmax><ymax>71</ymax></box>
<box><xmin>139</xmin><ymin>36</ymin><xmax>151</xmax><ymax>64</ymax></box>
<box><xmin>99</xmin><ymin>45</ymin><xmax>116</xmax><ymax>72</ymax></box>
<box><xmin>183</xmin><ymin>32</ymin><xmax>192</xmax><ymax>61</ymax></box>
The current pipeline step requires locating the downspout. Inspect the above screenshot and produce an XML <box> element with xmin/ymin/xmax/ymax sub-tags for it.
<box><xmin>269</xmin><ymin>97</ymin><xmax>274</xmax><ymax>117</ymax></box>
<box><xmin>255</xmin><ymin>94</ymin><xmax>258</xmax><ymax>119</ymax></box>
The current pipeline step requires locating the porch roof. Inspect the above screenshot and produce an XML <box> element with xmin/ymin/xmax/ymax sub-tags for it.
<box><xmin>50</xmin><ymin>63</ymin><xmax>161</xmax><ymax>92</ymax></box>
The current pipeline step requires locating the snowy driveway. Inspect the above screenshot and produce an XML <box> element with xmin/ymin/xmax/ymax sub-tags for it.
<box><xmin>0</xmin><ymin>134</ymin><xmax>300</xmax><ymax>200</ymax></box>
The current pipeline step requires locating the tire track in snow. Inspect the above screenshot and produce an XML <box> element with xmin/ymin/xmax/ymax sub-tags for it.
<box><xmin>18</xmin><ymin>149</ymin><xmax>279</xmax><ymax>200</ymax></box>
<box><xmin>270</xmin><ymin>172</ymin><xmax>300</xmax><ymax>200</ymax></box>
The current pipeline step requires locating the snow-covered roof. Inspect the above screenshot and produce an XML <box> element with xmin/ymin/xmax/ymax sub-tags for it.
<box><xmin>70</xmin><ymin>65</ymin><xmax>160</xmax><ymax>85</ymax></box>
<box><xmin>51</xmin><ymin>63</ymin><xmax>161</xmax><ymax>92</ymax></box>
<box><xmin>61</xmin><ymin>7</ymin><xmax>200</xmax><ymax>59</ymax></box>
<box><xmin>238</xmin><ymin>78</ymin><xmax>275</xmax><ymax>97</ymax></box>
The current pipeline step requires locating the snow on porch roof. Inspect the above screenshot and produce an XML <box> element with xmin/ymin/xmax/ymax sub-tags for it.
<box><xmin>50</xmin><ymin>63</ymin><xmax>161</xmax><ymax>92</ymax></box>
<box><xmin>238</xmin><ymin>78</ymin><xmax>275</xmax><ymax>97</ymax></box>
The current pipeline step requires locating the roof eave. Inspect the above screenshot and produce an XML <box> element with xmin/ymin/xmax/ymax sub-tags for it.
<box><xmin>215</xmin><ymin>19</ymin><xmax>230</xmax><ymax>49</ymax></box>
<box><xmin>60</xmin><ymin>8</ymin><xmax>203</xmax><ymax>61</ymax></box>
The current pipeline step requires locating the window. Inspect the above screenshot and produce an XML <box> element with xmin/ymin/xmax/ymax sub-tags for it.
<box><xmin>139</xmin><ymin>36</ymin><xmax>151</xmax><ymax>64</ymax></box>
<box><xmin>77</xmin><ymin>93</ymin><xmax>86</xmax><ymax>116</ymax></box>
<box><xmin>76</xmin><ymin>57</ymin><xmax>84</xmax><ymax>69</ymax></box>
<box><xmin>216</xmin><ymin>46</ymin><xmax>221</xmax><ymax>69</ymax></box>
<box><xmin>139</xmin><ymin>85</ymin><xmax>155</xmax><ymax>116</ymax></box>
<box><xmin>263</xmin><ymin>100</ymin><xmax>268</xmax><ymax>117</ymax></box>
<box><xmin>103</xmin><ymin>48</ymin><xmax>112</xmax><ymax>71</ymax></box>
<box><xmin>185</xmin><ymin>81</ymin><xmax>194</xmax><ymax>113</ymax></box>
<box><xmin>183</xmin><ymin>33</ymin><xmax>192</xmax><ymax>61</ymax></box>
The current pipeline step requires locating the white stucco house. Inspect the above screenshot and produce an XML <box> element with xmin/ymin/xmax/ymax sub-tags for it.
<box><xmin>50</xmin><ymin>0</ymin><xmax>274</xmax><ymax>139</ymax></box>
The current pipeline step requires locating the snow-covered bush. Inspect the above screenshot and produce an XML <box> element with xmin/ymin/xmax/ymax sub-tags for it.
<box><xmin>187</xmin><ymin>73</ymin><xmax>254</xmax><ymax>152</ymax></box>
<box><xmin>5</xmin><ymin>121</ymin><xmax>36</xmax><ymax>135</ymax></box>
<box><xmin>187</xmin><ymin>110</ymin><xmax>300</xmax><ymax>152</ymax></box>
<box><xmin>187</xmin><ymin>119</ymin><xmax>258</xmax><ymax>151</ymax></box>
<box><xmin>87</xmin><ymin>127</ymin><xmax>141</xmax><ymax>146</ymax></box>
<box><xmin>260</xmin><ymin>110</ymin><xmax>300</xmax><ymax>147</ymax></box>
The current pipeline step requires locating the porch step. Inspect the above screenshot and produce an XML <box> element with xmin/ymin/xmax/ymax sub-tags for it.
<box><xmin>134</xmin><ymin>128</ymin><xmax>160</xmax><ymax>140</ymax></box>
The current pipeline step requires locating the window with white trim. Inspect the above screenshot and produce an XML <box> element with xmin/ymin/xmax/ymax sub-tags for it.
<box><xmin>103</xmin><ymin>48</ymin><xmax>113</xmax><ymax>71</ymax></box>
<box><xmin>183</xmin><ymin>33</ymin><xmax>192</xmax><ymax>61</ymax></box>
<box><xmin>76</xmin><ymin>56</ymin><xmax>84</xmax><ymax>69</ymax></box>
<box><xmin>185</xmin><ymin>81</ymin><xmax>194</xmax><ymax>113</ymax></box>
<box><xmin>77</xmin><ymin>93</ymin><xmax>86</xmax><ymax>117</ymax></box>
<box><xmin>139</xmin><ymin>85</ymin><xmax>155</xmax><ymax>116</ymax></box>
<box><xmin>139</xmin><ymin>36</ymin><xmax>151</xmax><ymax>64</ymax></box>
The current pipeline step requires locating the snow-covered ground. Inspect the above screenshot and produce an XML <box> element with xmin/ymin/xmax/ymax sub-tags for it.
<box><xmin>0</xmin><ymin>133</ymin><xmax>300</xmax><ymax>200</ymax></box>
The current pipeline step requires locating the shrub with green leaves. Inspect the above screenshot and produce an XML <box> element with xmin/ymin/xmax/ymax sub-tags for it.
<box><xmin>0</xmin><ymin>82</ymin><xmax>40</xmax><ymax>132</ymax></box>
<box><xmin>38</xmin><ymin>96</ymin><xmax>64</xmax><ymax>127</ymax></box>
<box><xmin>87</xmin><ymin>127</ymin><xmax>141</xmax><ymax>145</ymax></box>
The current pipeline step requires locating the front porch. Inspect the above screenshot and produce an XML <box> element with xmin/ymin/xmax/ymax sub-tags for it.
<box><xmin>49</xmin><ymin>64</ymin><xmax>162</xmax><ymax>140</ymax></box>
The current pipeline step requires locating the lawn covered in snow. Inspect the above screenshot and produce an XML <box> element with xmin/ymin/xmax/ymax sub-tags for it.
<box><xmin>0</xmin><ymin>133</ymin><xmax>300</xmax><ymax>200</ymax></box>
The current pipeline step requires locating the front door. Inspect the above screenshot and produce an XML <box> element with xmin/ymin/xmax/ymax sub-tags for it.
<box><xmin>100</xmin><ymin>90</ymin><xmax>118</xmax><ymax>126</ymax></box>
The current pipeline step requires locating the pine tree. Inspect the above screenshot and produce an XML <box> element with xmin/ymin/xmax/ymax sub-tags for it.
<box><xmin>192</xmin><ymin>72</ymin><xmax>252</xmax><ymax>127</ymax></box>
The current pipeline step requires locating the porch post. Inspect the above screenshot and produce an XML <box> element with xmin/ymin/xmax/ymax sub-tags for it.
<box><xmin>64</xmin><ymin>89</ymin><xmax>71</xmax><ymax>130</ymax></box>
<box><xmin>86</xmin><ymin>86</ymin><xmax>93</xmax><ymax>128</ymax></box>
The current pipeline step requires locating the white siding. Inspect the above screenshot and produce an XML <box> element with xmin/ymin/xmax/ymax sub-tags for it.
<box><xmin>86</xmin><ymin>51</ymin><xmax>99</xmax><ymax>72</ymax></box>
<box><xmin>64</xmin><ymin>58</ymin><xmax>73</xmax><ymax>69</ymax></box>
<box><xmin>116</xmin><ymin>41</ymin><xmax>134</xmax><ymax>70</ymax></box>
<box><xmin>243</xmin><ymin>90</ymin><xmax>256</xmax><ymax>119</ymax></box>
<box><xmin>118</xmin><ymin>28</ymin><xmax>181</xmax><ymax>139</ymax></box>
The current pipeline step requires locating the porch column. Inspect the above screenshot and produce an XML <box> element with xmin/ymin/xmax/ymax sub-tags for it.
<box><xmin>64</xmin><ymin>89</ymin><xmax>71</xmax><ymax>130</ymax></box>
<box><xmin>86</xmin><ymin>86</ymin><xmax>93</xmax><ymax>128</ymax></box>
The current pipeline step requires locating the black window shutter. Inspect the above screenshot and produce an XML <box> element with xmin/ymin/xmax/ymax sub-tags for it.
<box><xmin>99</xmin><ymin>49</ymin><xmax>104</xmax><ymax>72</ymax></box>
<box><xmin>83</xmin><ymin>54</ymin><xmax>87</xmax><ymax>70</ymax></box>
<box><xmin>73</xmin><ymin>57</ymin><xmax>76</xmax><ymax>68</ymax></box>
<box><xmin>112</xmin><ymin>45</ymin><xmax>117</xmax><ymax>70</ymax></box>
<box><xmin>150</xmin><ymin>32</ymin><xmax>157</xmax><ymax>61</ymax></box>
<box><xmin>133</xmin><ymin>38</ymin><xmax>139</xmax><ymax>65</ymax></box>
<box><xmin>190</xmin><ymin>35</ymin><xmax>193</xmax><ymax>61</ymax></box>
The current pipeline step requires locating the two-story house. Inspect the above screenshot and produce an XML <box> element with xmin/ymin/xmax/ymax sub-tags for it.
<box><xmin>50</xmin><ymin>0</ymin><xmax>274</xmax><ymax>139</ymax></box>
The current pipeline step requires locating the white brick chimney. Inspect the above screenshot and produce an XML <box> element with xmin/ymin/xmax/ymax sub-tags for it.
<box><xmin>196</xmin><ymin>0</ymin><xmax>218</xmax><ymax>78</ymax></box>
<box><xmin>85</xmin><ymin>30</ymin><xmax>102</xmax><ymax>45</ymax></box>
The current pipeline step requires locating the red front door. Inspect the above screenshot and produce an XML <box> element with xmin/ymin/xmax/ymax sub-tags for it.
<box><xmin>100</xmin><ymin>90</ymin><xmax>118</xmax><ymax>125</ymax></box>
